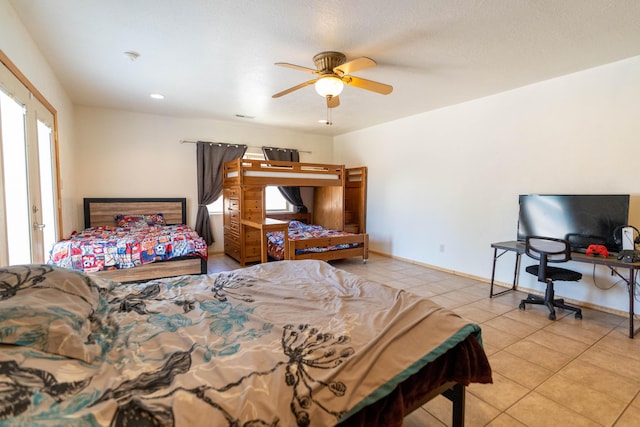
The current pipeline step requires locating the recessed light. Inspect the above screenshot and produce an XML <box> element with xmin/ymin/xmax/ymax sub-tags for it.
<box><xmin>150</xmin><ymin>93</ymin><xmax>165</xmax><ymax>100</ymax></box>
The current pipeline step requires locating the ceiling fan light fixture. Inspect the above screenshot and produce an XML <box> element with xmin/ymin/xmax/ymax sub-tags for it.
<box><xmin>315</xmin><ymin>76</ymin><xmax>343</xmax><ymax>97</ymax></box>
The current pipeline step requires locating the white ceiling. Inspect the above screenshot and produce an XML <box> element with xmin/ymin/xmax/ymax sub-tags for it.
<box><xmin>9</xmin><ymin>0</ymin><xmax>640</xmax><ymax>136</ymax></box>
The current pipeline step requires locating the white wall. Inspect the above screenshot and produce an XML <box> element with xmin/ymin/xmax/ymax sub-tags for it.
<box><xmin>74</xmin><ymin>106</ymin><xmax>333</xmax><ymax>253</ymax></box>
<box><xmin>334</xmin><ymin>55</ymin><xmax>640</xmax><ymax>314</ymax></box>
<box><xmin>1</xmin><ymin>0</ymin><xmax>77</xmax><ymax>236</ymax></box>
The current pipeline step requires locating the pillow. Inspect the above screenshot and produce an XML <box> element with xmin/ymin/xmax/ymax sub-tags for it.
<box><xmin>115</xmin><ymin>213</ymin><xmax>166</xmax><ymax>228</ymax></box>
<box><xmin>115</xmin><ymin>214</ymin><xmax>148</xmax><ymax>228</ymax></box>
<box><xmin>288</xmin><ymin>220</ymin><xmax>306</xmax><ymax>229</ymax></box>
<box><xmin>0</xmin><ymin>264</ymin><xmax>113</xmax><ymax>363</ymax></box>
<box><xmin>144</xmin><ymin>213</ymin><xmax>166</xmax><ymax>226</ymax></box>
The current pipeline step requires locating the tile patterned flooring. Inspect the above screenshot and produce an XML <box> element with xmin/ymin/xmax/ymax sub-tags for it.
<box><xmin>207</xmin><ymin>253</ymin><xmax>640</xmax><ymax>426</ymax></box>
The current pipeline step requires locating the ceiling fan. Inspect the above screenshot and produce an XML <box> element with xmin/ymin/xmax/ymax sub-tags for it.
<box><xmin>272</xmin><ymin>51</ymin><xmax>393</xmax><ymax>108</ymax></box>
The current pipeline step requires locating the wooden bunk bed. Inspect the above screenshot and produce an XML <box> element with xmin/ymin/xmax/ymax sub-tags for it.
<box><xmin>222</xmin><ymin>158</ymin><xmax>368</xmax><ymax>266</ymax></box>
<box><xmin>48</xmin><ymin>198</ymin><xmax>207</xmax><ymax>283</ymax></box>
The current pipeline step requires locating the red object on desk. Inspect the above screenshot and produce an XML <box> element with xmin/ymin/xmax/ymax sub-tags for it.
<box><xmin>586</xmin><ymin>244</ymin><xmax>609</xmax><ymax>257</ymax></box>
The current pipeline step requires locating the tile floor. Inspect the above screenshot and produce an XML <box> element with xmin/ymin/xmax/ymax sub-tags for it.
<box><xmin>207</xmin><ymin>252</ymin><xmax>640</xmax><ymax>427</ymax></box>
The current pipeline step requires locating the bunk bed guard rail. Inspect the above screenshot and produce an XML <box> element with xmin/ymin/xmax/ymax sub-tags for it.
<box><xmin>223</xmin><ymin>158</ymin><xmax>345</xmax><ymax>187</ymax></box>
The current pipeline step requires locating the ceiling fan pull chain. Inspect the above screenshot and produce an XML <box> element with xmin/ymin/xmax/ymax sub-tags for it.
<box><xmin>326</xmin><ymin>106</ymin><xmax>333</xmax><ymax>126</ymax></box>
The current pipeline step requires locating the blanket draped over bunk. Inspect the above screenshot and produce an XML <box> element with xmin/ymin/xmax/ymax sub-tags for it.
<box><xmin>0</xmin><ymin>260</ymin><xmax>491</xmax><ymax>426</ymax></box>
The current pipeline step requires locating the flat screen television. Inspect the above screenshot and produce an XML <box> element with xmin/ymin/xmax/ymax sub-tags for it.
<box><xmin>517</xmin><ymin>194</ymin><xmax>630</xmax><ymax>252</ymax></box>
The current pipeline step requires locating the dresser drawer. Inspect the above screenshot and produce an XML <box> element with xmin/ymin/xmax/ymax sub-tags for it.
<box><xmin>224</xmin><ymin>240</ymin><xmax>241</xmax><ymax>261</ymax></box>
<box><xmin>226</xmin><ymin>198</ymin><xmax>239</xmax><ymax>211</ymax></box>
<box><xmin>224</xmin><ymin>187</ymin><xmax>240</xmax><ymax>199</ymax></box>
<box><xmin>224</xmin><ymin>226</ymin><xmax>240</xmax><ymax>241</ymax></box>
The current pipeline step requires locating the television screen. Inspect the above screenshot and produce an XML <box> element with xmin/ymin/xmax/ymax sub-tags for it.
<box><xmin>517</xmin><ymin>194</ymin><xmax>630</xmax><ymax>252</ymax></box>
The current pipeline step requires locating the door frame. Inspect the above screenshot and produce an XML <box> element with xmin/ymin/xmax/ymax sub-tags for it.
<box><xmin>0</xmin><ymin>49</ymin><xmax>61</xmax><ymax>264</ymax></box>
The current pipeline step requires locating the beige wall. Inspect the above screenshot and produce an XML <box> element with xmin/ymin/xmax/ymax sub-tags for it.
<box><xmin>334</xmin><ymin>55</ymin><xmax>640</xmax><ymax>313</ymax></box>
<box><xmin>74</xmin><ymin>106</ymin><xmax>333</xmax><ymax>253</ymax></box>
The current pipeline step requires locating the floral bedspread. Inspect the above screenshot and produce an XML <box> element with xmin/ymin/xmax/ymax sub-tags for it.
<box><xmin>48</xmin><ymin>224</ymin><xmax>208</xmax><ymax>273</ymax></box>
<box><xmin>0</xmin><ymin>261</ymin><xmax>490</xmax><ymax>427</ymax></box>
<box><xmin>267</xmin><ymin>221</ymin><xmax>358</xmax><ymax>260</ymax></box>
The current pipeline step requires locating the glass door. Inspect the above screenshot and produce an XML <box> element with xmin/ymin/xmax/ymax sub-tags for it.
<box><xmin>0</xmin><ymin>57</ymin><xmax>58</xmax><ymax>266</ymax></box>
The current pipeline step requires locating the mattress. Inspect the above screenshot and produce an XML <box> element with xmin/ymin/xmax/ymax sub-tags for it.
<box><xmin>48</xmin><ymin>223</ymin><xmax>208</xmax><ymax>273</ymax></box>
<box><xmin>0</xmin><ymin>260</ymin><xmax>491</xmax><ymax>426</ymax></box>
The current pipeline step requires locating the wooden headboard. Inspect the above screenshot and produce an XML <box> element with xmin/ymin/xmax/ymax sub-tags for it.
<box><xmin>83</xmin><ymin>198</ymin><xmax>187</xmax><ymax>228</ymax></box>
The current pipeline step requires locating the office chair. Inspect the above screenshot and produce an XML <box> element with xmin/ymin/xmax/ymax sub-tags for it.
<box><xmin>519</xmin><ymin>236</ymin><xmax>583</xmax><ymax>320</ymax></box>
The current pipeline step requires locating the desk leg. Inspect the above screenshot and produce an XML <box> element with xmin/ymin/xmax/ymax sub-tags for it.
<box><xmin>260</xmin><ymin>230</ymin><xmax>267</xmax><ymax>263</ymax></box>
<box><xmin>490</xmin><ymin>248</ymin><xmax>498</xmax><ymax>297</ymax></box>
<box><xmin>283</xmin><ymin>228</ymin><xmax>289</xmax><ymax>260</ymax></box>
<box><xmin>512</xmin><ymin>253</ymin><xmax>521</xmax><ymax>290</ymax></box>
<box><xmin>630</xmin><ymin>268</ymin><xmax>635</xmax><ymax>339</ymax></box>
<box><xmin>490</xmin><ymin>249</ymin><xmax>520</xmax><ymax>298</ymax></box>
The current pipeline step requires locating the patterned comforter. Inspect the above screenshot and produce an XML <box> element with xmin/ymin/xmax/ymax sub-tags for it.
<box><xmin>0</xmin><ymin>261</ymin><xmax>491</xmax><ymax>426</ymax></box>
<box><xmin>48</xmin><ymin>224</ymin><xmax>208</xmax><ymax>273</ymax></box>
<box><xmin>267</xmin><ymin>221</ymin><xmax>358</xmax><ymax>260</ymax></box>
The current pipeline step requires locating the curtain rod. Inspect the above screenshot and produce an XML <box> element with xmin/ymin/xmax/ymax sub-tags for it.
<box><xmin>179</xmin><ymin>139</ymin><xmax>311</xmax><ymax>154</ymax></box>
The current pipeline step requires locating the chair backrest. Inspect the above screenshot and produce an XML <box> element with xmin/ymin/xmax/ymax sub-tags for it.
<box><xmin>525</xmin><ymin>236</ymin><xmax>572</xmax><ymax>283</ymax></box>
<box><xmin>525</xmin><ymin>236</ymin><xmax>572</xmax><ymax>263</ymax></box>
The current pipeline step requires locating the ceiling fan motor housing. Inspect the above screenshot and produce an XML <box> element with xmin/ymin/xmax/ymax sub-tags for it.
<box><xmin>313</xmin><ymin>51</ymin><xmax>346</xmax><ymax>74</ymax></box>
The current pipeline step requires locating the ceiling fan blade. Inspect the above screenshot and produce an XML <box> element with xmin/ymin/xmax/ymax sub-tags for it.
<box><xmin>272</xmin><ymin>79</ymin><xmax>318</xmax><ymax>98</ymax></box>
<box><xmin>326</xmin><ymin>95</ymin><xmax>340</xmax><ymax>108</ymax></box>
<box><xmin>275</xmin><ymin>62</ymin><xmax>318</xmax><ymax>74</ymax></box>
<box><xmin>342</xmin><ymin>75</ymin><xmax>393</xmax><ymax>95</ymax></box>
<box><xmin>333</xmin><ymin>57</ymin><xmax>376</xmax><ymax>76</ymax></box>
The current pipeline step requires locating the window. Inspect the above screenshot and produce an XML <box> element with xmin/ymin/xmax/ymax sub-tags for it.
<box><xmin>207</xmin><ymin>151</ymin><xmax>290</xmax><ymax>214</ymax></box>
<box><xmin>265</xmin><ymin>186</ymin><xmax>288</xmax><ymax>211</ymax></box>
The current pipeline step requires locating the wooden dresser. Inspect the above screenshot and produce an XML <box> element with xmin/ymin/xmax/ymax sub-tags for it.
<box><xmin>223</xmin><ymin>185</ymin><xmax>265</xmax><ymax>264</ymax></box>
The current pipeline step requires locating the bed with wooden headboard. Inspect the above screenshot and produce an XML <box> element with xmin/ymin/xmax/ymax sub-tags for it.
<box><xmin>48</xmin><ymin>198</ymin><xmax>207</xmax><ymax>283</ymax></box>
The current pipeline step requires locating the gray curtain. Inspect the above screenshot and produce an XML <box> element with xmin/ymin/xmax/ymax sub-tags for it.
<box><xmin>195</xmin><ymin>142</ymin><xmax>247</xmax><ymax>245</ymax></box>
<box><xmin>262</xmin><ymin>147</ymin><xmax>308</xmax><ymax>213</ymax></box>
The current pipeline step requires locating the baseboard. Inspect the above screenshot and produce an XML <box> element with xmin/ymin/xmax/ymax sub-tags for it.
<box><xmin>367</xmin><ymin>250</ymin><xmax>630</xmax><ymax>319</ymax></box>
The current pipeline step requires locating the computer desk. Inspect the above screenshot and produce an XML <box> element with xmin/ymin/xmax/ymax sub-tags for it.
<box><xmin>489</xmin><ymin>240</ymin><xmax>640</xmax><ymax>338</ymax></box>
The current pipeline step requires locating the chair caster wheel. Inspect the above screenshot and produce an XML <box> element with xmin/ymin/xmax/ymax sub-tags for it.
<box><xmin>519</xmin><ymin>302</ymin><xmax>526</xmax><ymax>310</ymax></box>
<box><xmin>548</xmin><ymin>313</ymin><xmax>556</xmax><ymax>321</ymax></box>
<box><xmin>575</xmin><ymin>312</ymin><xmax>582</xmax><ymax>320</ymax></box>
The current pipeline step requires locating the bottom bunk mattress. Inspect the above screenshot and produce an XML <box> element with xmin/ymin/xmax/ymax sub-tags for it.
<box><xmin>267</xmin><ymin>220</ymin><xmax>360</xmax><ymax>260</ymax></box>
<box><xmin>48</xmin><ymin>223</ymin><xmax>208</xmax><ymax>273</ymax></box>
<box><xmin>0</xmin><ymin>260</ymin><xmax>491</xmax><ymax>426</ymax></box>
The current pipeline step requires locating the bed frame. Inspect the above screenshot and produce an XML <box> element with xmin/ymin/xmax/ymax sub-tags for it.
<box><xmin>286</xmin><ymin>233</ymin><xmax>369</xmax><ymax>262</ymax></box>
<box><xmin>412</xmin><ymin>382</ymin><xmax>466</xmax><ymax>427</ymax></box>
<box><xmin>83</xmin><ymin>197</ymin><xmax>207</xmax><ymax>282</ymax></box>
<box><xmin>340</xmin><ymin>330</ymin><xmax>489</xmax><ymax>426</ymax></box>
<box><xmin>266</xmin><ymin>211</ymin><xmax>369</xmax><ymax>263</ymax></box>
<box><xmin>223</xmin><ymin>159</ymin><xmax>368</xmax><ymax>265</ymax></box>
